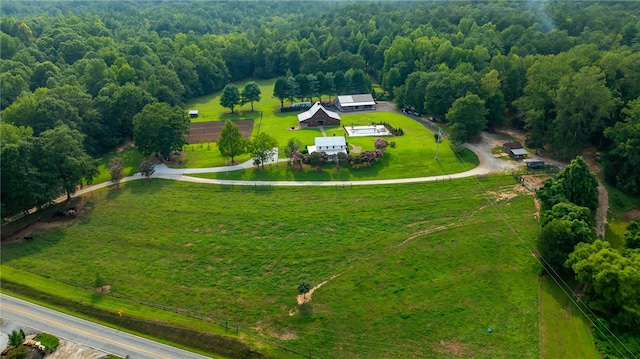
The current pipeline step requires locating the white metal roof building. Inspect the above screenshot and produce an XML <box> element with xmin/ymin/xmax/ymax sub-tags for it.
<box><xmin>307</xmin><ymin>136</ymin><xmax>347</xmax><ymax>156</ymax></box>
<box><xmin>335</xmin><ymin>94</ymin><xmax>376</xmax><ymax>112</ymax></box>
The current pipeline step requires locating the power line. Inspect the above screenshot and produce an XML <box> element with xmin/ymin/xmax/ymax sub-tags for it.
<box><xmin>445</xmin><ymin>137</ymin><xmax>637</xmax><ymax>359</ymax></box>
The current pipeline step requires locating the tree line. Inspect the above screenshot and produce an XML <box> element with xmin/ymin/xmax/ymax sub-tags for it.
<box><xmin>536</xmin><ymin>157</ymin><xmax>640</xmax><ymax>355</ymax></box>
<box><xmin>1</xmin><ymin>1</ymin><xmax>639</xmax><ymax>212</ymax></box>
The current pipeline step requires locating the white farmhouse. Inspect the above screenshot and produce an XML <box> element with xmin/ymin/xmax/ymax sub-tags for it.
<box><xmin>307</xmin><ymin>136</ymin><xmax>347</xmax><ymax>156</ymax></box>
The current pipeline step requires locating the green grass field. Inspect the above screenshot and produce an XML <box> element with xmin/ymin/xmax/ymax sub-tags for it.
<box><xmin>539</xmin><ymin>276</ymin><xmax>600</xmax><ymax>359</ymax></box>
<box><xmin>2</xmin><ymin>175</ymin><xmax>542</xmax><ymax>358</ymax></box>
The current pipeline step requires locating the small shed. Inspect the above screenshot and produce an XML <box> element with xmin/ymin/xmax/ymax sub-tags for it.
<box><xmin>189</xmin><ymin>110</ymin><xmax>199</xmax><ymax>118</ymax></box>
<box><xmin>524</xmin><ymin>158</ymin><xmax>545</xmax><ymax>169</ymax></box>
<box><xmin>298</xmin><ymin>102</ymin><xmax>341</xmax><ymax>127</ymax></box>
<box><xmin>503</xmin><ymin>142</ymin><xmax>528</xmax><ymax>159</ymax></box>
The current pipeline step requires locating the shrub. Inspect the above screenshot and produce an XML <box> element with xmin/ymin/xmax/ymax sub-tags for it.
<box><xmin>35</xmin><ymin>332</ymin><xmax>60</xmax><ymax>350</ymax></box>
<box><xmin>390</xmin><ymin>141</ymin><xmax>396</xmax><ymax>148</ymax></box>
<box><xmin>374</xmin><ymin>138</ymin><xmax>389</xmax><ymax>150</ymax></box>
<box><xmin>7</xmin><ymin>330</ymin><xmax>25</xmax><ymax>347</ymax></box>
<box><xmin>5</xmin><ymin>345</ymin><xmax>28</xmax><ymax>359</ymax></box>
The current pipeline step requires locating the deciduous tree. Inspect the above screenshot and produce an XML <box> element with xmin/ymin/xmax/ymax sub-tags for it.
<box><xmin>220</xmin><ymin>84</ymin><xmax>241</xmax><ymax>114</ymax></box>
<box><xmin>273</xmin><ymin>77</ymin><xmax>288</xmax><ymax>108</ymax></box>
<box><xmin>249</xmin><ymin>132</ymin><xmax>278</xmax><ymax>169</ymax></box>
<box><xmin>446</xmin><ymin>93</ymin><xmax>487</xmax><ymax>143</ymax></box>
<box><xmin>33</xmin><ymin>125</ymin><xmax>98</xmax><ymax>201</ymax></box>
<box><xmin>132</xmin><ymin>102</ymin><xmax>190</xmax><ymax>160</ymax></box>
<box><xmin>284</xmin><ymin>138</ymin><xmax>302</xmax><ymax>165</ymax></box>
<box><xmin>217</xmin><ymin>120</ymin><xmax>246</xmax><ymax>164</ymax></box>
<box><xmin>555</xmin><ymin>156</ymin><xmax>599</xmax><ymax>210</ymax></box>
<box><xmin>138</xmin><ymin>157</ymin><xmax>155</xmax><ymax>180</ymax></box>
<box><xmin>109</xmin><ymin>157</ymin><xmax>124</xmax><ymax>187</ymax></box>
<box><xmin>241</xmin><ymin>81</ymin><xmax>261</xmax><ymax>112</ymax></box>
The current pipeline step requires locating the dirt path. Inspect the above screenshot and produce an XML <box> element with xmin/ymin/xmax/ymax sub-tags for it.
<box><xmin>582</xmin><ymin>148</ymin><xmax>609</xmax><ymax>239</ymax></box>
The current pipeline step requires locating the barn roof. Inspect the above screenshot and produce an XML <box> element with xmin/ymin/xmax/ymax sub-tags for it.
<box><xmin>337</xmin><ymin>94</ymin><xmax>375</xmax><ymax>106</ymax></box>
<box><xmin>504</xmin><ymin>142</ymin><xmax>523</xmax><ymax>150</ymax></box>
<box><xmin>297</xmin><ymin>102</ymin><xmax>341</xmax><ymax>123</ymax></box>
<box><xmin>189</xmin><ymin>110</ymin><xmax>199</xmax><ymax>115</ymax></box>
<box><xmin>511</xmin><ymin>148</ymin><xmax>528</xmax><ymax>156</ymax></box>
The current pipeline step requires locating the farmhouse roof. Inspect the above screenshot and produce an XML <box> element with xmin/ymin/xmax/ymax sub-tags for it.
<box><xmin>504</xmin><ymin>142</ymin><xmax>523</xmax><ymax>150</ymax></box>
<box><xmin>315</xmin><ymin>136</ymin><xmax>346</xmax><ymax>147</ymax></box>
<box><xmin>337</xmin><ymin>94</ymin><xmax>375</xmax><ymax>107</ymax></box>
<box><xmin>297</xmin><ymin>102</ymin><xmax>341</xmax><ymax>123</ymax></box>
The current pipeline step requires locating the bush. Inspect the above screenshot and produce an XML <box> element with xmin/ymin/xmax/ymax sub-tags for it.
<box><xmin>5</xmin><ymin>345</ymin><xmax>28</xmax><ymax>359</ymax></box>
<box><xmin>280</xmin><ymin>105</ymin><xmax>310</xmax><ymax>113</ymax></box>
<box><xmin>35</xmin><ymin>332</ymin><xmax>60</xmax><ymax>350</ymax></box>
<box><xmin>7</xmin><ymin>330</ymin><xmax>25</xmax><ymax>346</ymax></box>
<box><xmin>390</xmin><ymin>141</ymin><xmax>396</xmax><ymax>148</ymax></box>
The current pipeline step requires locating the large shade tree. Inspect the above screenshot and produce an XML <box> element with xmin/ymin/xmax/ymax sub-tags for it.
<box><xmin>220</xmin><ymin>84</ymin><xmax>241</xmax><ymax>114</ymax></box>
<box><xmin>241</xmin><ymin>81</ymin><xmax>261</xmax><ymax>112</ymax></box>
<box><xmin>32</xmin><ymin>125</ymin><xmax>98</xmax><ymax>201</ymax></box>
<box><xmin>555</xmin><ymin>156</ymin><xmax>599</xmax><ymax>210</ymax></box>
<box><xmin>446</xmin><ymin>93</ymin><xmax>487</xmax><ymax>143</ymax></box>
<box><xmin>132</xmin><ymin>102</ymin><xmax>190</xmax><ymax>160</ymax></box>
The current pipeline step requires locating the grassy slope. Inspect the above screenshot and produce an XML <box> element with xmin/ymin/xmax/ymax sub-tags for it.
<box><xmin>539</xmin><ymin>277</ymin><xmax>600</xmax><ymax>359</ymax></box>
<box><xmin>2</xmin><ymin>176</ymin><xmax>539</xmax><ymax>358</ymax></box>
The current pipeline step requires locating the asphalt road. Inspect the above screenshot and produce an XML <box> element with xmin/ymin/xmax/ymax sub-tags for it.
<box><xmin>0</xmin><ymin>294</ymin><xmax>213</xmax><ymax>359</ymax></box>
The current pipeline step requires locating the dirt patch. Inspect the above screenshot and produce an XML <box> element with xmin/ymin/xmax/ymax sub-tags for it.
<box><xmin>349</xmin><ymin>143</ymin><xmax>362</xmax><ymax>154</ymax></box>
<box><xmin>184</xmin><ymin>119</ymin><xmax>254</xmax><ymax>144</ymax></box>
<box><xmin>2</xmin><ymin>200</ymin><xmax>87</xmax><ymax>244</ymax></box>
<box><xmin>295</xmin><ymin>273</ymin><xmax>341</xmax><ymax>305</ymax></box>
<box><xmin>45</xmin><ymin>339</ymin><xmax>107</xmax><ymax>359</ymax></box>
<box><xmin>623</xmin><ymin>209</ymin><xmax>640</xmax><ymax>221</ymax></box>
<box><xmin>487</xmin><ymin>190</ymin><xmax>517</xmax><ymax>202</ymax></box>
<box><xmin>185</xmin><ymin>242</ymin><xmax>194</xmax><ymax>247</ymax></box>
<box><xmin>95</xmin><ymin>285</ymin><xmax>111</xmax><ymax>294</ymax></box>
<box><xmin>279</xmin><ymin>328</ymin><xmax>298</xmax><ymax>340</ymax></box>
<box><xmin>289</xmin><ymin>273</ymin><xmax>341</xmax><ymax>316</ymax></box>
<box><xmin>435</xmin><ymin>340</ymin><xmax>472</xmax><ymax>357</ymax></box>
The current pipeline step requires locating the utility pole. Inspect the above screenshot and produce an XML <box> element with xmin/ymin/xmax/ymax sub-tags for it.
<box><xmin>435</xmin><ymin>128</ymin><xmax>442</xmax><ymax>160</ymax></box>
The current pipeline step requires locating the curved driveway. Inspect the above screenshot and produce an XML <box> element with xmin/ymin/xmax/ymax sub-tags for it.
<box><xmin>73</xmin><ymin>133</ymin><xmax>521</xmax><ymax>196</ymax></box>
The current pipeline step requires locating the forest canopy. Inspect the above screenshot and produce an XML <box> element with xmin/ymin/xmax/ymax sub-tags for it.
<box><xmin>1</xmin><ymin>1</ymin><xmax>639</xmax><ymax>211</ymax></box>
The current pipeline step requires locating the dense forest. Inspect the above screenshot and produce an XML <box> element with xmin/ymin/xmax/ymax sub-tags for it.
<box><xmin>1</xmin><ymin>1</ymin><xmax>640</xmax><ymax>355</ymax></box>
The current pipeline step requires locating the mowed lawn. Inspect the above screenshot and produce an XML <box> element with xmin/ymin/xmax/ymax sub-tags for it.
<box><xmin>2</xmin><ymin>176</ymin><xmax>540</xmax><ymax>358</ymax></box>
<box><xmin>182</xmin><ymin>80</ymin><xmax>476</xmax><ymax>178</ymax></box>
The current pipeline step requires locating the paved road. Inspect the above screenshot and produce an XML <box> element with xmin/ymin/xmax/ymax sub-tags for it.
<box><xmin>0</xmin><ymin>294</ymin><xmax>213</xmax><ymax>359</ymax></box>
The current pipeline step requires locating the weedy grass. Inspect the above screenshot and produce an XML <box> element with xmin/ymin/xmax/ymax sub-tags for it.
<box><xmin>539</xmin><ymin>276</ymin><xmax>600</xmax><ymax>359</ymax></box>
<box><xmin>2</xmin><ymin>175</ymin><xmax>542</xmax><ymax>358</ymax></box>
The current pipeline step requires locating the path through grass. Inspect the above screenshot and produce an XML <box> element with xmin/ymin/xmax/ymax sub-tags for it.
<box><xmin>2</xmin><ymin>176</ymin><xmax>540</xmax><ymax>358</ymax></box>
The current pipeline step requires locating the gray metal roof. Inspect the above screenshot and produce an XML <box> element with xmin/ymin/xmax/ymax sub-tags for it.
<box><xmin>297</xmin><ymin>102</ymin><xmax>341</xmax><ymax>122</ymax></box>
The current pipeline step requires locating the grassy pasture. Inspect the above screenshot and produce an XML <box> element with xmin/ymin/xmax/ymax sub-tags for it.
<box><xmin>2</xmin><ymin>175</ymin><xmax>541</xmax><ymax>358</ymax></box>
<box><xmin>539</xmin><ymin>277</ymin><xmax>600</xmax><ymax>358</ymax></box>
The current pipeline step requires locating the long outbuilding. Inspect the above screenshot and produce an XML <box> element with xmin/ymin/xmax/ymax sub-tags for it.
<box><xmin>335</xmin><ymin>94</ymin><xmax>376</xmax><ymax>112</ymax></box>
